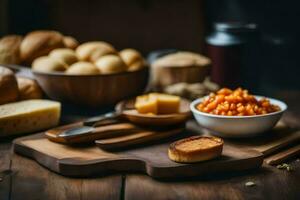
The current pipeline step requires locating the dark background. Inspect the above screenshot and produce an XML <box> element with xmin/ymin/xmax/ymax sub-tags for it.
<box><xmin>1</xmin><ymin>0</ymin><xmax>299</xmax><ymax>95</ymax></box>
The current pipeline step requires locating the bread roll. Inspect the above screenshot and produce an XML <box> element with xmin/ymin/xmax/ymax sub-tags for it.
<box><xmin>66</xmin><ymin>62</ymin><xmax>100</xmax><ymax>75</ymax></box>
<box><xmin>120</xmin><ymin>48</ymin><xmax>145</xmax><ymax>71</ymax></box>
<box><xmin>0</xmin><ymin>66</ymin><xmax>19</xmax><ymax>105</ymax></box>
<box><xmin>17</xmin><ymin>76</ymin><xmax>43</xmax><ymax>100</ymax></box>
<box><xmin>32</xmin><ymin>56</ymin><xmax>67</xmax><ymax>73</ymax></box>
<box><xmin>128</xmin><ymin>59</ymin><xmax>145</xmax><ymax>71</ymax></box>
<box><xmin>95</xmin><ymin>55</ymin><xmax>127</xmax><ymax>74</ymax></box>
<box><xmin>153</xmin><ymin>51</ymin><xmax>211</xmax><ymax>68</ymax></box>
<box><xmin>63</xmin><ymin>36</ymin><xmax>79</xmax><ymax>49</ymax></box>
<box><xmin>49</xmin><ymin>48</ymin><xmax>78</xmax><ymax>65</ymax></box>
<box><xmin>20</xmin><ymin>30</ymin><xmax>64</xmax><ymax>64</ymax></box>
<box><xmin>0</xmin><ymin>35</ymin><xmax>23</xmax><ymax>65</ymax></box>
<box><xmin>76</xmin><ymin>41</ymin><xmax>116</xmax><ymax>62</ymax></box>
<box><xmin>168</xmin><ymin>136</ymin><xmax>223</xmax><ymax>163</ymax></box>
<box><xmin>89</xmin><ymin>47</ymin><xmax>116</xmax><ymax>62</ymax></box>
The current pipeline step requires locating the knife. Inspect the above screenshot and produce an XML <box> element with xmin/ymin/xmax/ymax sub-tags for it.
<box><xmin>57</xmin><ymin>111</ymin><xmax>122</xmax><ymax>138</ymax></box>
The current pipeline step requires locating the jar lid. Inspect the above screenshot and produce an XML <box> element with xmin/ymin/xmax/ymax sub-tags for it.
<box><xmin>214</xmin><ymin>22</ymin><xmax>257</xmax><ymax>33</ymax></box>
<box><xmin>206</xmin><ymin>22</ymin><xmax>258</xmax><ymax>46</ymax></box>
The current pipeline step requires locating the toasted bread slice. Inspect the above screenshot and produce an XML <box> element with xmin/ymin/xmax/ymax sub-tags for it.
<box><xmin>168</xmin><ymin>136</ymin><xmax>223</xmax><ymax>163</ymax></box>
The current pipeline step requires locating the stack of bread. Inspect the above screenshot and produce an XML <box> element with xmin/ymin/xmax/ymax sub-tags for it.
<box><xmin>0</xmin><ymin>30</ymin><xmax>146</xmax><ymax>75</ymax></box>
<box><xmin>32</xmin><ymin>42</ymin><xmax>146</xmax><ymax>75</ymax></box>
<box><xmin>0</xmin><ymin>31</ymin><xmax>78</xmax><ymax>65</ymax></box>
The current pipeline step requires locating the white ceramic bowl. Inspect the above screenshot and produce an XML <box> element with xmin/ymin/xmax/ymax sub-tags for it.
<box><xmin>190</xmin><ymin>95</ymin><xmax>287</xmax><ymax>138</ymax></box>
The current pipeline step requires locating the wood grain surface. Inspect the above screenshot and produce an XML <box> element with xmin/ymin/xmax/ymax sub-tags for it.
<box><xmin>1</xmin><ymin>91</ymin><xmax>300</xmax><ymax>200</ymax></box>
<box><xmin>9</xmin><ymin>153</ymin><xmax>122</xmax><ymax>200</ymax></box>
<box><xmin>124</xmin><ymin>162</ymin><xmax>300</xmax><ymax>200</ymax></box>
<box><xmin>13</xmin><ymin>130</ymin><xmax>263</xmax><ymax>178</ymax></box>
<box><xmin>0</xmin><ymin>142</ymin><xmax>11</xmax><ymax>200</ymax></box>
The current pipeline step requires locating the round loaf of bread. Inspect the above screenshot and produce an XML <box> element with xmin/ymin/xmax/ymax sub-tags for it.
<box><xmin>63</xmin><ymin>36</ymin><xmax>79</xmax><ymax>49</ymax></box>
<box><xmin>20</xmin><ymin>30</ymin><xmax>64</xmax><ymax>64</ymax></box>
<box><xmin>32</xmin><ymin>56</ymin><xmax>67</xmax><ymax>73</ymax></box>
<box><xmin>153</xmin><ymin>51</ymin><xmax>211</xmax><ymax>68</ymax></box>
<box><xmin>168</xmin><ymin>136</ymin><xmax>223</xmax><ymax>163</ymax></box>
<box><xmin>95</xmin><ymin>55</ymin><xmax>127</xmax><ymax>74</ymax></box>
<box><xmin>17</xmin><ymin>76</ymin><xmax>43</xmax><ymax>100</ymax></box>
<box><xmin>0</xmin><ymin>66</ymin><xmax>19</xmax><ymax>105</ymax></box>
<box><xmin>0</xmin><ymin>35</ymin><xmax>23</xmax><ymax>65</ymax></box>
<box><xmin>49</xmin><ymin>48</ymin><xmax>78</xmax><ymax>65</ymax></box>
<box><xmin>76</xmin><ymin>41</ymin><xmax>116</xmax><ymax>62</ymax></box>
<box><xmin>119</xmin><ymin>48</ymin><xmax>145</xmax><ymax>71</ymax></box>
<box><xmin>66</xmin><ymin>62</ymin><xmax>100</xmax><ymax>75</ymax></box>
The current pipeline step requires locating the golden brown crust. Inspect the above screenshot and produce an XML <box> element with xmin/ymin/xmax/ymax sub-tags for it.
<box><xmin>75</xmin><ymin>41</ymin><xmax>116</xmax><ymax>62</ymax></box>
<box><xmin>63</xmin><ymin>36</ymin><xmax>79</xmax><ymax>49</ymax></box>
<box><xmin>0</xmin><ymin>66</ymin><xmax>19</xmax><ymax>105</ymax></box>
<box><xmin>20</xmin><ymin>30</ymin><xmax>64</xmax><ymax>64</ymax></box>
<box><xmin>95</xmin><ymin>55</ymin><xmax>127</xmax><ymax>74</ymax></box>
<box><xmin>66</xmin><ymin>62</ymin><xmax>100</xmax><ymax>75</ymax></box>
<box><xmin>168</xmin><ymin>136</ymin><xmax>223</xmax><ymax>163</ymax></box>
<box><xmin>119</xmin><ymin>48</ymin><xmax>145</xmax><ymax>71</ymax></box>
<box><xmin>49</xmin><ymin>48</ymin><xmax>78</xmax><ymax>65</ymax></box>
<box><xmin>17</xmin><ymin>76</ymin><xmax>43</xmax><ymax>100</ymax></box>
<box><xmin>0</xmin><ymin>35</ymin><xmax>23</xmax><ymax>64</ymax></box>
<box><xmin>32</xmin><ymin>56</ymin><xmax>67</xmax><ymax>73</ymax></box>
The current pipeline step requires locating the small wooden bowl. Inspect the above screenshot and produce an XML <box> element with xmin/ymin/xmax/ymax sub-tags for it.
<box><xmin>32</xmin><ymin>67</ymin><xmax>149</xmax><ymax>107</ymax></box>
<box><xmin>151</xmin><ymin>64</ymin><xmax>210</xmax><ymax>90</ymax></box>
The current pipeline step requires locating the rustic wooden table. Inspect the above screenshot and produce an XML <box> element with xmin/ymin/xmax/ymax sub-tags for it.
<box><xmin>0</xmin><ymin>91</ymin><xmax>300</xmax><ymax>200</ymax></box>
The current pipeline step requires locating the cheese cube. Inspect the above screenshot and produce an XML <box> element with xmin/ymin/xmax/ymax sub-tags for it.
<box><xmin>135</xmin><ymin>93</ymin><xmax>180</xmax><ymax>115</ymax></box>
<box><xmin>0</xmin><ymin>100</ymin><xmax>61</xmax><ymax>137</ymax></box>
<box><xmin>135</xmin><ymin>94</ymin><xmax>157</xmax><ymax>114</ymax></box>
<box><xmin>149</xmin><ymin>93</ymin><xmax>180</xmax><ymax>114</ymax></box>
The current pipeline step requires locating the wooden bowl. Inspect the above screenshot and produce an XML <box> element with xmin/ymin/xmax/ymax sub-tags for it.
<box><xmin>32</xmin><ymin>67</ymin><xmax>149</xmax><ymax>107</ymax></box>
<box><xmin>151</xmin><ymin>64</ymin><xmax>210</xmax><ymax>90</ymax></box>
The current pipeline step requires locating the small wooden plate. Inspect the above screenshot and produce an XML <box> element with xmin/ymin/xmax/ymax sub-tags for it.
<box><xmin>116</xmin><ymin>98</ymin><xmax>191</xmax><ymax>126</ymax></box>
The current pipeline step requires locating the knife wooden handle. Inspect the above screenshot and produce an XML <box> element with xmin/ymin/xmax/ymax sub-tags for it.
<box><xmin>265</xmin><ymin>144</ymin><xmax>300</xmax><ymax>165</ymax></box>
<box><xmin>46</xmin><ymin>123</ymin><xmax>139</xmax><ymax>144</ymax></box>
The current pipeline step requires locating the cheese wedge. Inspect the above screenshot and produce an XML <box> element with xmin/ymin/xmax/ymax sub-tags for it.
<box><xmin>0</xmin><ymin>100</ymin><xmax>61</xmax><ymax>137</ymax></box>
<box><xmin>135</xmin><ymin>93</ymin><xmax>180</xmax><ymax>115</ymax></box>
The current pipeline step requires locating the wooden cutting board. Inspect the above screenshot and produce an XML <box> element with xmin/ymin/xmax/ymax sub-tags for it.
<box><xmin>192</xmin><ymin>121</ymin><xmax>300</xmax><ymax>156</ymax></box>
<box><xmin>13</xmin><ymin>126</ymin><xmax>263</xmax><ymax>178</ymax></box>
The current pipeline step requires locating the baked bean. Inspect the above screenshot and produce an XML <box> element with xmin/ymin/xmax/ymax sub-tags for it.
<box><xmin>197</xmin><ymin>88</ymin><xmax>280</xmax><ymax>116</ymax></box>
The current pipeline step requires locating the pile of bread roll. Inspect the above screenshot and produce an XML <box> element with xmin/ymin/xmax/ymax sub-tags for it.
<box><xmin>32</xmin><ymin>41</ymin><xmax>146</xmax><ymax>75</ymax></box>
<box><xmin>0</xmin><ymin>30</ymin><xmax>146</xmax><ymax>75</ymax></box>
<box><xmin>0</xmin><ymin>30</ymin><xmax>78</xmax><ymax>66</ymax></box>
<box><xmin>0</xmin><ymin>66</ymin><xmax>43</xmax><ymax>105</ymax></box>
